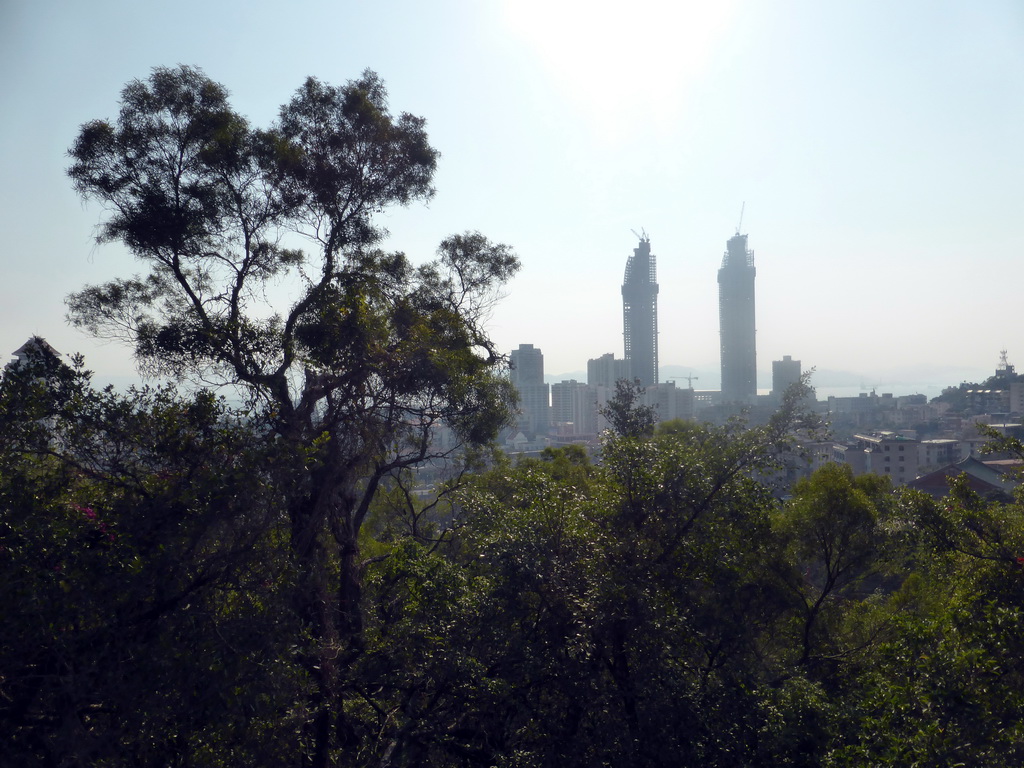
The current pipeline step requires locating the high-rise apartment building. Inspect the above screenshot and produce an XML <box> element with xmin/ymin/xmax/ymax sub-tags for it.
<box><xmin>587</xmin><ymin>352</ymin><xmax>631</xmax><ymax>389</ymax></box>
<box><xmin>642</xmin><ymin>381</ymin><xmax>696</xmax><ymax>423</ymax></box>
<box><xmin>510</xmin><ymin>343</ymin><xmax>550</xmax><ymax>436</ymax></box>
<box><xmin>551</xmin><ymin>379</ymin><xmax>598</xmax><ymax>436</ymax></box>
<box><xmin>772</xmin><ymin>355</ymin><xmax>801</xmax><ymax>398</ymax></box>
<box><xmin>718</xmin><ymin>231</ymin><xmax>757</xmax><ymax>404</ymax></box>
<box><xmin>621</xmin><ymin>236</ymin><xmax>659</xmax><ymax>387</ymax></box>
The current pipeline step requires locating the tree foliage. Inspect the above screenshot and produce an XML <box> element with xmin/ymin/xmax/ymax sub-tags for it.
<box><xmin>59</xmin><ymin>66</ymin><xmax>518</xmax><ymax>767</ymax></box>
<box><xmin>0</xmin><ymin>350</ymin><xmax>300</xmax><ymax>766</ymax></box>
<box><xmin>7</xmin><ymin>343</ymin><xmax>1024</xmax><ymax>765</ymax></box>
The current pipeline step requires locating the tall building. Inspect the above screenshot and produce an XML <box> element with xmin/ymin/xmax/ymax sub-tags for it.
<box><xmin>551</xmin><ymin>379</ymin><xmax>598</xmax><ymax>436</ymax></box>
<box><xmin>772</xmin><ymin>355</ymin><xmax>802</xmax><ymax>398</ymax></box>
<box><xmin>642</xmin><ymin>382</ymin><xmax>696</xmax><ymax>423</ymax></box>
<box><xmin>587</xmin><ymin>352</ymin><xmax>631</xmax><ymax>389</ymax></box>
<box><xmin>718</xmin><ymin>231</ymin><xmax>757</xmax><ymax>404</ymax></box>
<box><xmin>509</xmin><ymin>344</ymin><xmax>550</xmax><ymax>437</ymax></box>
<box><xmin>621</xmin><ymin>236</ymin><xmax>659</xmax><ymax>387</ymax></box>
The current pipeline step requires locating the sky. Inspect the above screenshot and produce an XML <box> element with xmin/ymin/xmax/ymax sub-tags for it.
<box><xmin>2</xmin><ymin>0</ymin><xmax>1023</xmax><ymax>396</ymax></box>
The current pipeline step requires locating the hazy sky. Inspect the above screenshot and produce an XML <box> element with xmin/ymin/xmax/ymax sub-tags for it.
<box><xmin>2</xmin><ymin>0</ymin><xmax>1022</xmax><ymax>392</ymax></box>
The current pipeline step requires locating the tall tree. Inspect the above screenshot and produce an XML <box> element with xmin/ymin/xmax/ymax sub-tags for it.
<box><xmin>65</xmin><ymin>66</ymin><xmax>518</xmax><ymax>766</ymax></box>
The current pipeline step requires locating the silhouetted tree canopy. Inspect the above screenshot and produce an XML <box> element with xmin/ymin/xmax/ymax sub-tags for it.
<box><xmin>61</xmin><ymin>65</ymin><xmax>519</xmax><ymax>767</ymax></box>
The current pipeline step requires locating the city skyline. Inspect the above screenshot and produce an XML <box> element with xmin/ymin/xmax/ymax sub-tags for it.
<box><xmin>2</xmin><ymin>1</ymin><xmax>1022</xmax><ymax>391</ymax></box>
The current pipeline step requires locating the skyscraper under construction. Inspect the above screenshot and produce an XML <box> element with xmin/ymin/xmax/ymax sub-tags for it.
<box><xmin>718</xmin><ymin>230</ymin><xmax>757</xmax><ymax>404</ymax></box>
<box><xmin>621</xmin><ymin>235</ymin><xmax>659</xmax><ymax>387</ymax></box>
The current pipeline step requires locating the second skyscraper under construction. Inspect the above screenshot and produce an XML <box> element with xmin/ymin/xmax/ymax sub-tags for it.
<box><xmin>718</xmin><ymin>231</ymin><xmax>757</xmax><ymax>404</ymax></box>
<box><xmin>621</xmin><ymin>235</ymin><xmax>659</xmax><ymax>387</ymax></box>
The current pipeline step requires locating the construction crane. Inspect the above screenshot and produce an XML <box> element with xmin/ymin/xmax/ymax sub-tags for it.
<box><xmin>735</xmin><ymin>202</ymin><xmax>745</xmax><ymax>235</ymax></box>
<box><xmin>631</xmin><ymin>228</ymin><xmax>649</xmax><ymax>243</ymax></box>
<box><xmin>668</xmin><ymin>374</ymin><xmax>699</xmax><ymax>389</ymax></box>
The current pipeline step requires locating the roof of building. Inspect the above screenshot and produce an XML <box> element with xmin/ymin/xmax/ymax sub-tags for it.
<box><xmin>7</xmin><ymin>336</ymin><xmax>62</xmax><ymax>371</ymax></box>
<box><xmin>908</xmin><ymin>455</ymin><xmax>1019</xmax><ymax>500</ymax></box>
<box><xmin>12</xmin><ymin>336</ymin><xmax>59</xmax><ymax>358</ymax></box>
<box><xmin>853</xmin><ymin>431</ymin><xmax>918</xmax><ymax>445</ymax></box>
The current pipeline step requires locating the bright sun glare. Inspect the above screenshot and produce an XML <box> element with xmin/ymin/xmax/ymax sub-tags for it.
<box><xmin>502</xmin><ymin>0</ymin><xmax>738</xmax><ymax>142</ymax></box>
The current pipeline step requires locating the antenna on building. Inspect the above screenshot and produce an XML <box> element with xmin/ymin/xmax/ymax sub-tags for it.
<box><xmin>735</xmin><ymin>202</ymin><xmax>745</xmax><ymax>235</ymax></box>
